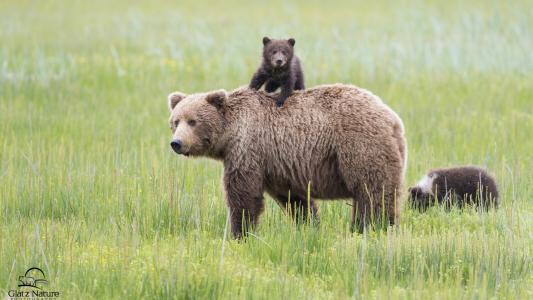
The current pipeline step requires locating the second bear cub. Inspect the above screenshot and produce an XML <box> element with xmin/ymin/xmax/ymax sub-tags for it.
<box><xmin>249</xmin><ymin>37</ymin><xmax>305</xmax><ymax>107</ymax></box>
<box><xmin>409</xmin><ymin>166</ymin><xmax>499</xmax><ymax>211</ymax></box>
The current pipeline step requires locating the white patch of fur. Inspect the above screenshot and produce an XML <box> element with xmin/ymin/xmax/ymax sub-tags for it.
<box><xmin>416</xmin><ymin>174</ymin><xmax>436</xmax><ymax>196</ymax></box>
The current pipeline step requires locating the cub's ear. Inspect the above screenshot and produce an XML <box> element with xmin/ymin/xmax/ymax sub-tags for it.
<box><xmin>206</xmin><ymin>90</ymin><xmax>227</xmax><ymax>110</ymax></box>
<box><xmin>168</xmin><ymin>92</ymin><xmax>187</xmax><ymax>111</ymax></box>
<box><xmin>288</xmin><ymin>38</ymin><xmax>295</xmax><ymax>47</ymax></box>
<box><xmin>262</xmin><ymin>36</ymin><xmax>271</xmax><ymax>46</ymax></box>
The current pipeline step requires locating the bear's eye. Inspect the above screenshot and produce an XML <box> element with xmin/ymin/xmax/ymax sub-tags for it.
<box><xmin>187</xmin><ymin>120</ymin><xmax>197</xmax><ymax>126</ymax></box>
<box><xmin>174</xmin><ymin>120</ymin><xmax>179</xmax><ymax>127</ymax></box>
<box><xmin>272</xmin><ymin>50</ymin><xmax>277</xmax><ymax>54</ymax></box>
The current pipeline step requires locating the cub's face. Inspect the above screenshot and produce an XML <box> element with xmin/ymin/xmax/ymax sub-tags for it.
<box><xmin>167</xmin><ymin>90</ymin><xmax>226</xmax><ymax>157</ymax></box>
<box><xmin>408</xmin><ymin>187</ymin><xmax>433</xmax><ymax>211</ymax></box>
<box><xmin>262</xmin><ymin>37</ymin><xmax>295</xmax><ymax>69</ymax></box>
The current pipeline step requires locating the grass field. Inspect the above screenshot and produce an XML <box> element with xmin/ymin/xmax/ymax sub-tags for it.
<box><xmin>1</xmin><ymin>0</ymin><xmax>532</xmax><ymax>299</ymax></box>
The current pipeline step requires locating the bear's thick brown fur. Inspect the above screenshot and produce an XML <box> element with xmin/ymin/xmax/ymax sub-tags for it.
<box><xmin>168</xmin><ymin>84</ymin><xmax>407</xmax><ymax>238</ymax></box>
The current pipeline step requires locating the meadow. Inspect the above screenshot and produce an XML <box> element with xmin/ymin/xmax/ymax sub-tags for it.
<box><xmin>0</xmin><ymin>0</ymin><xmax>532</xmax><ymax>299</ymax></box>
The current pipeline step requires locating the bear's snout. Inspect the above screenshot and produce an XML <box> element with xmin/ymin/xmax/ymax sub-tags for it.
<box><xmin>270</xmin><ymin>54</ymin><xmax>287</xmax><ymax>68</ymax></box>
<box><xmin>170</xmin><ymin>139</ymin><xmax>183</xmax><ymax>154</ymax></box>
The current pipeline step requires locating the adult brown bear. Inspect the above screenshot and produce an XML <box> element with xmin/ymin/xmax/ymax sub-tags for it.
<box><xmin>167</xmin><ymin>84</ymin><xmax>407</xmax><ymax>238</ymax></box>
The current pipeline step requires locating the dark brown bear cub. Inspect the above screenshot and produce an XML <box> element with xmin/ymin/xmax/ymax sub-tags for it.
<box><xmin>249</xmin><ymin>37</ymin><xmax>305</xmax><ymax>107</ymax></box>
<box><xmin>409</xmin><ymin>166</ymin><xmax>499</xmax><ymax>211</ymax></box>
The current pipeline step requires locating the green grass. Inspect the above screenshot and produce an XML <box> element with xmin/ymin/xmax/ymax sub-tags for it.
<box><xmin>1</xmin><ymin>0</ymin><xmax>532</xmax><ymax>299</ymax></box>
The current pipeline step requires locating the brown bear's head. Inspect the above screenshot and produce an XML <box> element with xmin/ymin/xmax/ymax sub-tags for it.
<box><xmin>167</xmin><ymin>90</ymin><xmax>227</xmax><ymax>157</ymax></box>
<box><xmin>262</xmin><ymin>37</ymin><xmax>295</xmax><ymax>69</ymax></box>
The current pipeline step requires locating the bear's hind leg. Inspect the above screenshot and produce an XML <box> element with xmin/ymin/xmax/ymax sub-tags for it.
<box><xmin>353</xmin><ymin>184</ymin><xmax>398</xmax><ymax>232</ymax></box>
<box><xmin>337</xmin><ymin>141</ymin><xmax>402</xmax><ymax>233</ymax></box>
<box><xmin>294</xmin><ymin>70</ymin><xmax>305</xmax><ymax>90</ymax></box>
<box><xmin>339</xmin><ymin>165</ymin><xmax>400</xmax><ymax>232</ymax></box>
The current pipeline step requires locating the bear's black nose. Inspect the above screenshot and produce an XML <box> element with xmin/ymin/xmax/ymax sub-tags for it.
<box><xmin>276</xmin><ymin>59</ymin><xmax>283</xmax><ymax>65</ymax></box>
<box><xmin>170</xmin><ymin>139</ymin><xmax>182</xmax><ymax>153</ymax></box>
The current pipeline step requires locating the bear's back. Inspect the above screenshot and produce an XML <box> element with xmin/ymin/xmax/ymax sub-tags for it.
<box><xmin>226</xmin><ymin>85</ymin><xmax>404</xmax><ymax>148</ymax></box>
<box><xmin>224</xmin><ymin>85</ymin><xmax>406</xmax><ymax>198</ymax></box>
<box><xmin>228</xmin><ymin>84</ymin><xmax>394</xmax><ymax>117</ymax></box>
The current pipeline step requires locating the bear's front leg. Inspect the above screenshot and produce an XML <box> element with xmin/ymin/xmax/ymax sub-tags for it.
<box><xmin>223</xmin><ymin>167</ymin><xmax>265</xmax><ymax>239</ymax></box>
<box><xmin>249</xmin><ymin>69</ymin><xmax>268</xmax><ymax>90</ymax></box>
<box><xmin>264</xmin><ymin>80</ymin><xmax>280</xmax><ymax>93</ymax></box>
<box><xmin>277</xmin><ymin>77</ymin><xmax>295</xmax><ymax>107</ymax></box>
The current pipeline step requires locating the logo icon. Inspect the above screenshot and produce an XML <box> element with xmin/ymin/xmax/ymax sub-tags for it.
<box><xmin>17</xmin><ymin>268</ymin><xmax>48</xmax><ymax>290</ymax></box>
<box><xmin>7</xmin><ymin>267</ymin><xmax>59</xmax><ymax>299</ymax></box>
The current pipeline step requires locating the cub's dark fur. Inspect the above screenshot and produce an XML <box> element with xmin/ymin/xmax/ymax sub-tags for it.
<box><xmin>409</xmin><ymin>166</ymin><xmax>499</xmax><ymax>211</ymax></box>
<box><xmin>249</xmin><ymin>37</ymin><xmax>305</xmax><ymax>107</ymax></box>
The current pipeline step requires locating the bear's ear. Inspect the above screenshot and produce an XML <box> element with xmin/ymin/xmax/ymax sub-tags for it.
<box><xmin>288</xmin><ymin>38</ymin><xmax>295</xmax><ymax>47</ymax></box>
<box><xmin>168</xmin><ymin>92</ymin><xmax>187</xmax><ymax>111</ymax></box>
<box><xmin>206</xmin><ymin>89</ymin><xmax>227</xmax><ymax>110</ymax></box>
<box><xmin>262</xmin><ymin>37</ymin><xmax>271</xmax><ymax>46</ymax></box>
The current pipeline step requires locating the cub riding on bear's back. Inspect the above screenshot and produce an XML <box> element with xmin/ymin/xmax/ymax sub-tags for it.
<box><xmin>249</xmin><ymin>37</ymin><xmax>305</xmax><ymax>107</ymax></box>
